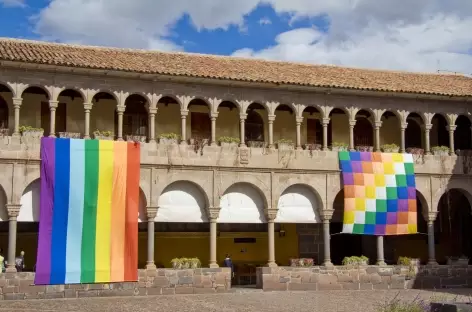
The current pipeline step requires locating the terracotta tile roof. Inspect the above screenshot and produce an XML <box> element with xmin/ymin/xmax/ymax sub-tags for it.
<box><xmin>0</xmin><ymin>38</ymin><xmax>471</xmax><ymax>97</ymax></box>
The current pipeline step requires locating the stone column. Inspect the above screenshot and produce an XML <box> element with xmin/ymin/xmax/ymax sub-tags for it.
<box><xmin>266</xmin><ymin>210</ymin><xmax>277</xmax><ymax>267</ymax></box>
<box><xmin>349</xmin><ymin>120</ymin><xmax>356</xmax><ymax>151</ymax></box>
<box><xmin>180</xmin><ymin>109</ymin><xmax>189</xmax><ymax>144</ymax></box>
<box><xmin>209</xmin><ymin>208</ymin><xmax>219</xmax><ymax>268</ymax></box>
<box><xmin>6</xmin><ymin>204</ymin><xmax>20</xmax><ymax>273</ymax></box>
<box><xmin>239</xmin><ymin>113</ymin><xmax>247</xmax><ymax>147</ymax></box>
<box><xmin>210</xmin><ymin>113</ymin><xmax>218</xmax><ymax>146</ymax></box>
<box><xmin>424</xmin><ymin>124</ymin><xmax>432</xmax><ymax>155</ymax></box>
<box><xmin>427</xmin><ymin>213</ymin><xmax>438</xmax><ymax>265</ymax></box>
<box><xmin>374</xmin><ymin>121</ymin><xmax>382</xmax><ymax>152</ymax></box>
<box><xmin>400</xmin><ymin>122</ymin><xmax>407</xmax><ymax>153</ymax></box>
<box><xmin>48</xmin><ymin>100</ymin><xmax>59</xmax><ymax>137</ymax></box>
<box><xmin>146</xmin><ymin>207</ymin><xmax>157</xmax><ymax>270</ymax></box>
<box><xmin>376</xmin><ymin>236</ymin><xmax>386</xmax><ymax>265</ymax></box>
<box><xmin>83</xmin><ymin>103</ymin><xmax>93</xmax><ymax>139</ymax></box>
<box><xmin>12</xmin><ymin>97</ymin><xmax>22</xmax><ymax>137</ymax></box>
<box><xmin>116</xmin><ymin>105</ymin><xmax>125</xmax><ymax>141</ymax></box>
<box><xmin>322</xmin><ymin>118</ymin><xmax>330</xmax><ymax>151</ymax></box>
<box><xmin>268</xmin><ymin>115</ymin><xmax>275</xmax><ymax>148</ymax></box>
<box><xmin>447</xmin><ymin>125</ymin><xmax>456</xmax><ymax>155</ymax></box>
<box><xmin>321</xmin><ymin>210</ymin><xmax>333</xmax><ymax>266</ymax></box>
<box><xmin>295</xmin><ymin>117</ymin><xmax>303</xmax><ymax>150</ymax></box>
<box><xmin>148</xmin><ymin>107</ymin><xmax>157</xmax><ymax>143</ymax></box>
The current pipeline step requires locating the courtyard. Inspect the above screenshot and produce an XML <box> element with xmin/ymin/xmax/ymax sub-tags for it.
<box><xmin>0</xmin><ymin>289</ymin><xmax>471</xmax><ymax>312</ymax></box>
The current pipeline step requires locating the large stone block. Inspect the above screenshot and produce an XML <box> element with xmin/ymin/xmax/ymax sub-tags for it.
<box><xmin>288</xmin><ymin>282</ymin><xmax>318</xmax><ymax>291</ymax></box>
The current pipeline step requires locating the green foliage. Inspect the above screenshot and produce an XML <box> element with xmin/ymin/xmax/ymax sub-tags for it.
<box><xmin>170</xmin><ymin>257</ymin><xmax>201</xmax><ymax>269</ymax></box>
<box><xmin>276</xmin><ymin>138</ymin><xmax>293</xmax><ymax>144</ymax></box>
<box><xmin>397</xmin><ymin>256</ymin><xmax>411</xmax><ymax>266</ymax></box>
<box><xmin>218</xmin><ymin>136</ymin><xmax>240</xmax><ymax>144</ymax></box>
<box><xmin>431</xmin><ymin>145</ymin><xmax>449</xmax><ymax>152</ymax></box>
<box><xmin>93</xmin><ymin>130</ymin><xmax>113</xmax><ymax>137</ymax></box>
<box><xmin>331</xmin><ymin>142</ymin><xmax>348</xmax><ymax>148</ymax></box>
<box><xmin>159</xmin><ymin>133</ymin><xmax>180</xmax><ymax>140</ymax></box>
<box><xmin>377</xmin><ymin>293</ymin><xmax>430</xmax><ymax>312</ymax></box>
<box><xmin>342</xmin><ymin>255</ymin><xmax>369</xmax><ymax>265</ymax></box>
<box><xmin>381</xmin><ymin>143</ymin><xmax>400</xmax><ymax>152</ymax></box>
<box><xmin>19</xmin><ymin>126</ymin><xmax>43</xmax><ymax>134</ymax></box>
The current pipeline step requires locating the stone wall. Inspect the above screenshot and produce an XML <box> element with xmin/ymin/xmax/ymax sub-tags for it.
<box><xmin>257</xmin><ymin>265</ymin><xmax>472</xmax><ymax>291</ymax></box>
<box><xmin>0</xmin><ymin>268</ymin><xmax>231</xmax><ymax>300</ymax></box>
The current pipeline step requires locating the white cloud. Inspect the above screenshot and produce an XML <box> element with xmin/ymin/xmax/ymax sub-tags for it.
<box><xmin>258</xmin><ymin>17</ymin><xmax>272</xmax><ymax>25</ymax></box>
<box><xmin>1</xmin><ymin>0</ymin><xmax>25</xmax><ymax>8</ymax></box>
<box><xmin>32</xmin><ymin>0</ymin><xmax>472</xmax><ymax>72</ymax></box>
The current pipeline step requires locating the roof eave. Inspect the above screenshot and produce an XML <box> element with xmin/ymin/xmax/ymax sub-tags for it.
<box><xmin>0</xmin><ymin>60</ymin><xmax>470</xmax><ymax>102</ymax></box>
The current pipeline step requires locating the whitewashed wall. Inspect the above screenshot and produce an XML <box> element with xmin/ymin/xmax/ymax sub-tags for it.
<box><xmin>156</xmin><ymin>181</ymin><xmax>208</xmax><ymax>222</ymax></box>
<box><xmin>218</xmin><ymin>183</ymin><xmax>266</xmax><ymax>223</ymax></box>
<box><xmin>276</xmin><ymin>184</ymin><xmax>321</xmax><ymax>223</ymax></box>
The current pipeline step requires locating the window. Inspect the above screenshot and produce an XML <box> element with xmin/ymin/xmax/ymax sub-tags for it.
<box><xmin>245</xmin><ymin>110</ymin><xmax>264</xmax><ymax>141</ymax></box>
<box><xmin>190</xmin><ymin>112</ymin><xmax>211</xmax><ymax>139</ymax></box>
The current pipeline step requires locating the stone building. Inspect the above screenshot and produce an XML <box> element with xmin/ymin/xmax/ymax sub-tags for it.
<box><xmin>0</xmin><ymin>38</ymin><xmax>471</xmax><ymax>285</ymax></box>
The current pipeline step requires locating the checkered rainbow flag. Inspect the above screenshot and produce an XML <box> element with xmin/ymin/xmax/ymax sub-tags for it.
<box><xmin>338</xmin><ymin>151</ymin><xmax>418</xmax><ymax>235</ymax></box>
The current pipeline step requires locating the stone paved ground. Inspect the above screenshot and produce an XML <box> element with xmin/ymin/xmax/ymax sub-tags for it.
<box><xmin>0</xmin><ymin>289</ymin><xmax>472</xmax><ymax>312</ymax></box>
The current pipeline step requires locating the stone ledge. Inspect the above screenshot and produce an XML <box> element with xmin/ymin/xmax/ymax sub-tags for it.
<box><xmin>0</xmin><ymin>268</ymin><xmax>231</xmax><ymax>300</ymax></box>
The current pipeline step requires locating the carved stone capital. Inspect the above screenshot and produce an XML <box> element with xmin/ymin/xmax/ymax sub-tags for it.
<box><xmin>147</xmin><ymin>108</ymin><xmax>158</xmax><ymax>115</ymax></box>
<box><xmin>268</xmin><ymin>115</ymin><xmax>276</xmax><ymax>123</ymax></box>
<box><xmin>423</xmin><ymin>124</ymin><xmax>433</xmax><ymax>131</ymax></box>
<box><xmin>180</xmin><ymin>109</ymin><xmax>189</xmax><ymax>117</ymax></box>
<box><xmin>295</xmin><ymin>116</ymin><xmax>304</xmax><ymax>125</ymax></box>
<box><xmin>146</xmin><ymin>206</ymin><xmax>158</xmax><ymax>220</ymax></box>
<box><xmin>116</xmin><ymin>105</ymin><xmax>126</xmax><ymax>114</ymax></box>
<box><xmin>83</xmin><ymin>102</ymin><xmax>93</xmax><ymax>112</ymax></box>
<box><xmin>349</xmin><ymin>120</ymin><xmax>356</xmax><ymax>127</ymax></box>
<box><xmin>400</xmin><ymin>122</ymin><xmax>408</xmax><ymax>130</ymax></box>
<box><xmin>12</xmin><ymin>97</ymin><xmax>22</xmax><ymax>108</ymax></box>
<box><xmin>322</xmin><ymin>118</ymin><xmax>330</xmax><ymax>126</ymax></box>
<box><xmin>6</xmin><ymin>204</ymin><xmax>21</xmax><ymax>218</ymax></box>
<box><xmin>208</xmin><ymin>207</ymin><xmax>220</xmax><ymax>221</ymax></box>
<box><xmin>49</xmin><ymin>100</ymin><xmax>59</xmax><ymax>109</ymax></box>
<box><xmin>239</xmin><ymin>113</ymin><xmax>248</xmax><ymax>121</ymax></box>
<box><xmin>374</xmin><ymin>121</ymin><xmax>382</xmax><ymax>129</ymax></box>
<box><xmin>320</xmin><ymin>209</ymin><xmax>334</xmax><ymax>221</ymax></box>
<box><xmin>210</xmin><ymin>112</ymin><xmax>219</xmax><ymax>120</ymax></box>
<box><xmin>426</xmin><ymin>212</ymin><xmax>437</xmax><ymax>223</ymax></box>
<box><xmin>447</xmin><ymin>125</ymin><xmax>457</xmax><ymax>132</ymax></box>
<box><xmin>265</xmin><ymin>209</ymin><xmax>278</xmax><ymax>221</ymax></box>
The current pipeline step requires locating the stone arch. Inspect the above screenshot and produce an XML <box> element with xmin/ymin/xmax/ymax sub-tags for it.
<box><xmin>57</xmin><ymin>87</ymin><xmax>86</xmax><ymax>101</ymax></box>
<box><xmin>216</xmin><ymin>99</ymin><xmax>241</xmax><ymax>112</ymax></box>
<box><xmin>275</xmin><ymin>184</ymin><xmax>322</xmax><ymax>223</ymax></box>
<box><xmin>18</xmin><ymin>179</ymin><xmax>40</xmax><ymax>222</ymax></box>
<box><xmin>218</xmin><ymin>182</ymin><xmax>267</xmax><ymax>223</ymax></box>
<box><xmin>21</xmin><ymin>85</ymin><xmax>51</xmax><ymax>99</ymax></box>
<box><xmin>186</xmin><ymin>97</ymin><xmax>211</xmax><ymax>111</ymax></box>
<box><xmin>90</xmin><ymin>90</ymin><xmax>118</xmax><ymax>103</ymax></box>
<box><xmin>0</xmin><ymin>82</ymin><xmax>14</xmax><ymax>94</ymax></box>
<box><xmin>244</xmin><ymin>101</ymin><xmax>270</xmax><ymax>114</ymax></box>
<box><xmin>274</xmin><ymin>102</ymin><xmax>297</xmax><ymax>114</ymax></box>
<box><xmin>0</xmin><ymin>184</ymin><xmax>8</xmax><ymax>221</ymax></box>
<box><xmin>156</xmin><ymin>180</ymin><xmax>209</xmax><ymax>222</ymax></box>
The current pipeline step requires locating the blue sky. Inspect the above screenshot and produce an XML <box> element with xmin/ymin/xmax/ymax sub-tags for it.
<box><xmin>0</xmin><ymin>0</ymin><xmax>471</xmax><ymax>73</ymax></box>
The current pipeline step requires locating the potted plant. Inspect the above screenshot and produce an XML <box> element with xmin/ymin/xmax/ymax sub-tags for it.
<box><xmin>342</xmin><ymin>255</ymin><xmax>369</xmax><ymax>266</ymax></box>
<box><xmin>276</xmin><ymin>138</ymin><xmax>294</xmax><ymax>150</ymax></box>
<box><xmin>189</xmin><ymin>258</ymin><xmax>201</xmax><ymax>269</ymax></box>
<box><xmin>218</xmin><ymin>136</ymin><xmax>240</xmax><ymax>147</ymax></box>
<box><xmin>58</xmin><ymin>132</ymin><xmax>81</xmax><ymax>139</ymax></box>
<box><xmin>171</xmin><ymin>258</ymin><xmax>182</xmax><ymax>269</ymax></box>
<box><xmin>355</xmin><ymin>145</ymin><xmax>373</xmax><ymax>152</ymax></box>
<box><xmin>19</xmin><ymin>126</ymin><xmax>44</xmax><ymax>138</ymax></box>
<box><xmin>406</xmin><ymin>147</ymin><xmax>424</xmax><ymax>155</ymax></box>
<box><xmin>125</xmin><ymin>134</ymin><xmax>147</xmax><ymax>143</ymax></box>
<box><xmin>303</xmin><ymin>143</ymin><xmax>321</xmax><ymax>151</ymax></box>
<box><xmin>180</xmin><ymin>257</ymin><xmax>190</xmax><ymax>269</ymax></box>
<box><xmin>159</xmin><ymin>133</ymin><xmax>180</xmax><ymax>145</ymax></box>
<box><xmin>381</xmin><ymin>143</ymin><xmax>400</xmax><ymax>153</ymax></box>
<box><xmin>247</xmin><ymin>140</ymin><xmax>266</xmax><ymax>148</ymax></box>
<box><xmin>93</xmin><ymin>130</ymin><xmax>113</xmax><ymax>140</ymax></box>
<box><xmin>331</xmin><ymin>142</ymin><xmax>348</xmax><ymax>152</ymax></box>
<box><xmin>432</xmin><ymin>145</ymin><xmax>450</xmax><ymax>156</ymax></box>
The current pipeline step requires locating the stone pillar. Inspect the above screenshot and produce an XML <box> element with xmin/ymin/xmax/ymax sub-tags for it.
<box><xmin>210</xmin><ymin>113</ymin><xmax>218</xmax><ymax>146</ymax></box>
<box><xmin>148</xmin><ymin>107</ymin><xmax>157</xmax><ymax>143</ymax></box>
<box><xmin>48</xmin><ymin>100</ymin><xmax>59</xmax><ymax>137</ymax></box>
<box><xmin>376</xmin><ymin>236</ymin><xmax>386</xmax><ymax>265</ymax></box>
<box><xmin>424</xmin><ymin>124</ymin><xmax>432</xmax><ymax>155</ymax></box>
<box><xmin>209</xmin><ymin>208</ymin><xmax>219</xmax><ymax>268</ymax></box>
<box><xmin>427</xmin><ymin>213</ymin><xmax>438</xmax><ymax>265</ymax></box>
<box><xmin>349</xmin><ymin>120</ymin><xmax>356</xmax><ymax>151</ymax></box>
<box><xmin>321</xmin><ymin>210</ymin><xmax>333</xmax><ymax>266</ymax></box>
<box><xmin>447</xmin><ymin>125</ymin><xmax>456</xmax><ymax>155</ymax></box>
<box><xmin>268</xmin><ymin>115</ymin><xmax>275</xmax><ymax>148</ymax></box>
<box><xmin>266</xmin><ymin>210</ymin><xmax>277</xmax><ymax>267</ymax></box>
<box><xmin>374</xmin><ymin>121</ymin><xmax>382</xmax><ymax>152</ymax></box>
<box><xmin>116</xmin><ymin>105</ymin><xmax>125</xmax><ymax>141</ymax></box>
<box><xmin>400</xmin><ymin>122</ymin><xmax>407</xmax><ymax>153</ymax></box>
<box><xmin>83</xmin><ymin>103</ymin><xmax>93</xmax><ymax>139</ymax></box>
<box><xmin>180</xmin><ymin>109</ymin><xmax>189</xmax><ymax>144</ymax></box>
<box><xmin>322</xmin><ymin>118</ymin><xmax>330</xmax><ymax>151</ymax></box>
<box><xmin>295</xmin><ymin>117</ymin><xmax>303</xmax><ymax>150</ymax></box>
<box><xmin>12</xmin><ymin>97</ymin><xmax>22</xmax><ymax>137</ymax></box>
<box><xmin>146</xmin><ymin>207</ymin><xmax>157</xmax><ymax>270</ymax></box>
<box><xmin>6</xmin><ymin>204</ymin><xmax>20</xmax><ymax>273</ymax></box>
<box><xmin>239</xmin><ymin>113</ymin><xmax>247</xmax><ymax>147</ymax></box>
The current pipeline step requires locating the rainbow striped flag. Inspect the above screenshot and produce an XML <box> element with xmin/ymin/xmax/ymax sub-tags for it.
<box><xmin>34</xmin><ymin>137</ymin><xmax>140</xmax><ymax>285</ymax></box>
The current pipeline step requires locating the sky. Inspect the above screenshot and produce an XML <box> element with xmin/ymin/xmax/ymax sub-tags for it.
<box><xmin>0</xmin><ymin>0</ymin><xmax>472</xmax><ymax>74</ymax></box>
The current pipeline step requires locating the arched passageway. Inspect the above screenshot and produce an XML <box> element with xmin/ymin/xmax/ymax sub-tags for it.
<box><xmin>405</xmin><ymin>113</ymin><xmax>423</xmax><ymax>149</ymax></box>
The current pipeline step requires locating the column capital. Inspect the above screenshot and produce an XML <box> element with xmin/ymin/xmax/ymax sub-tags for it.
<box><xmin>349</xmin><ymin>120</ymin><xmax>356</xmax><ymax>127</ymax></box>
<box><xmin>401</xmin><ymin>122</ymin><xmax>408</xmax><ymax>130</ymax></box>
<box><xmin>239</xmin><ymin>113</ymin><xmax>247</xmax><ymax>121</ymax></box>
<box><xmin>320</xmin><ymin>209</ymin><xmax>334</xmax><ymax>221</ymax></box>
<box><xmin>6</xmin><ymin>204</ymin><xmax>21</xmax><ymax>218</ymax></box>
<box><xmin>83</xmin><ymin>102</ymin><xmax>93</xmax><ymax>111</ymax></box>
<box><xmin>374</xmin><ymin>121</ymin><xmax>382</xmax><ymax>129</ymax></box>
<box><xmin>148</xmin><ymin>108</ymin><xmax>157</xmax><ymax>115</ymax></box>
<box><xmin>210</xmin><ymin>112</ymin><xmax>219</xmax><ymax>120</ymax></box>
<box><xmin>426</xmin><ymin>212</ymin><xmax>437</xmax><ymax>222</ymax></box>
<box><xmin>265</xmin><ymin>209</ymin><xmax>278</xmax><ymax>221</ymax></box>
<box><xmin>116</xmin><ymin>105</ymin><xmax>126</xmax><ymax>114</ymax></box>
<box><xmin>295</xmin><ymin>116</ymin><xmax>303</xmax><ymax>125</ymax></box>
<box><xmin>12</xmin><ymin>97</ymin><xmax>22</xmax><ymax>107</ymax></box>
<box><xmin>49</xmin><ymin>100</ymin><xmax>59</xmax><ymax>109</ymax></box>
<box><xmin>447</xmin><ymin>125</ymin><xmax>457</xmax><ymax>132</ymax></box>
<box><xmin>208</xmin><ymin>207</ymin><xmax>220</xmax><ymax>221</ymax></box>
<box><xmin>180</xmin><ymin>109</ymin><xmax>189</xmax><ymax>117</ymax></box>
<box><xmin>268</xmin><ymin>114</ymin><xmax>276</xmax><ymax>123</ymax></box>
<box><xmin>423</xmin><ymin>124</ymin><xmax>433</xmax><ymax>131</ymax></box>
<box><xmin>322</xmin><ymin>117</ymin><xmax>330</xmax><ymax>126</ymax></box>
<box><xmin>146</xmin><ymin>206</ymin><xmax>158</xmax><ymax>220</ymax></box>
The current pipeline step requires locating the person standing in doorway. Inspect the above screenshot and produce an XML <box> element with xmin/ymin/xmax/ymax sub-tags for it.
<box><xmin>223</xmin><ymin>254</ymin><xmax>234</xmax><ymax>279</ymax></box>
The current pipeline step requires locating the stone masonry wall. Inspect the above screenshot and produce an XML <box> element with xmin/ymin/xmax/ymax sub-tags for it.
<box><xmin>257</xmin><ymin>265</ymin><xmax>472</xmax><ymax>291</ymax></box>
<box><xmin>0</xmin><ymin>268</ymin><xmax>231</xmax><ymax>300</ymax></box>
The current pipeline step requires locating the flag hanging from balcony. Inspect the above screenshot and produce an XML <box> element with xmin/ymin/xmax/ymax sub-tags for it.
<box><xmin>35</xmin><ymin>137</ymin><xmax>140</xmax><ymax>285</ymax></box>
<box><xmin>338</xmin><ymin>151</ymin><xmax>418</xmax><ymax>235</ymax></box>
